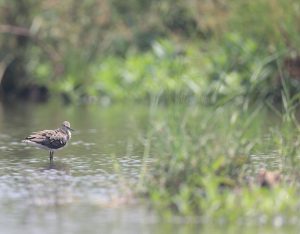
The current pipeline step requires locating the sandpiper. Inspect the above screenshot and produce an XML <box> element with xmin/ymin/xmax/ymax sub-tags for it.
<box><xmin>22</xmin><ymin>121</ymin><xmax>74</xmax><ymax>162</ymax></box>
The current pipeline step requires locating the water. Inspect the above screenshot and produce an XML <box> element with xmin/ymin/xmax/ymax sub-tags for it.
<box><xmin>0</xmin><ymin>100</ymin><xmax>160</xmax><ymax>234</ymax></box>
<box><xmin>0</xmin><ymin>100</ymin><xmax>297</xmax><ymax>233</ymax></box>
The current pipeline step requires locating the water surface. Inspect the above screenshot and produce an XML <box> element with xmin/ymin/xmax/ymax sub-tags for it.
<box><xmin>0</xmin><ymin>100</ymin><xmax>159</xmax><ymax>234</ymax></box>
<box><xmin>0</xmin><ymin>100</ymin><xmax>295</xmax><ymax>234</ymax></box>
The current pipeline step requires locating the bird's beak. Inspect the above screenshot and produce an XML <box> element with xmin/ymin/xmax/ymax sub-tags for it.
<box><xmin>68</xmin><ymin>127</ymin><xmax>75</xmax><ymax>131</ymax></box>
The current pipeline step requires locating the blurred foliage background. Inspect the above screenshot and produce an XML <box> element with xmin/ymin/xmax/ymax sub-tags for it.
<box><xmin>1</xmin><ymin>0</ymin><xmax>300</xmax><ymax>105</ymax></box>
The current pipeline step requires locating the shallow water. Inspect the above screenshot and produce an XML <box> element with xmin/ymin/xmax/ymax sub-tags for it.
<box><xmin>0</xmin><ymin>100</ymin><xmax>159</xmax><ymax>234</ymax></box>
<box><xmin>0</xmin><ymin>100</ymin><xmax>296</xmax><ymax>233</ymax></box>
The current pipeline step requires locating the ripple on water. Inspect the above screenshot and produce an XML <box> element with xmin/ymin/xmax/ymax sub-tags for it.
<box><xmin>250</xmin><ymin>150</ymin><xmax>283</xmax><ymax>172</ymax></box>
<box><xmin>0</xmin><ymin>103</ymin><xmax>159</xmax><ymax>234</ymax></box>
<box><xmin>87</xmin><ymin>129</ymin><xmax>97</xmax><ymax>133</ymax></box>
<box><xmin>0</xmin><ymin>154</ymin><xmax>137</xmax><ymax>208</ymax></box>
<box><xmin>0</xmin><ymin>145</ymin><xmax>8</xmax><ymax>149</ymax></box>
<box><xmin>1</xmin><ymin>129</ymin><xmax>144</xmax><ymax>208</ymax></box>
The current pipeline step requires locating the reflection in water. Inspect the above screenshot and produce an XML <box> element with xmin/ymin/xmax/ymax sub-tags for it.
<box><xmin>0</xmin><ymin>101</ymin><xmax>152</xmax><ymax>234</ymax></box>
<box><xmin>0</xmin><ymin>101</ymin><xmax>294</xmax><ymax>233</ymax></box>
<box><xmin>41</xmin><ymin>161</ymin><xmax>71</xmax><ymax>174</ymax></box>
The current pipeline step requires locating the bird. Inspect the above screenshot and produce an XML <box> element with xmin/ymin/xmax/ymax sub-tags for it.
<box><xmin>22</xmin><ymin>121</ymin><xmax>74</xmax><ymax>162</ymax></box>
<box><xmin>257</xmin><ymin>168</ymin><xmax>281</xmax><ymax>188</ymax></box>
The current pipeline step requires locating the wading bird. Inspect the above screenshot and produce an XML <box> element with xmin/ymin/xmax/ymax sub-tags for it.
<box><xmin>22</xmin><ymin>121</ymin><xmax>74</xmax><ymax>162</ymax></box>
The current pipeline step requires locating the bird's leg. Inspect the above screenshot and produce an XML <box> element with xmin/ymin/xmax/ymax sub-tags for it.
<box><xmin>49</xmin><ymin>151</ymin><xmax>54</xmax><ymax>163</ymax></box>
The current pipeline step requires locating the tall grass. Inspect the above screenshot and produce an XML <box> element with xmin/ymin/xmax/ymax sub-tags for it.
<box><xmin>139</xmin><ymin>102</ymin><xmax>300</xmax><ymax>224</ymax></box>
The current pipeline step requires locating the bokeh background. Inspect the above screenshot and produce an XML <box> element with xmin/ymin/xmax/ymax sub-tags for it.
<box><xmin>2</xmin><ymin>1</ymin><xmax>300</xmax><ymax>232</ymax></box>
<box><xmin>1</xmin><ymin>0</ymin><xmax>300</xmax><ymax>105</ymax></box>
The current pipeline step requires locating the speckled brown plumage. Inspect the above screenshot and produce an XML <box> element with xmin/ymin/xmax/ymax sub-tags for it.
<box><xmin>23</xmin><ymin>121</ymin><xmax>74</xmax><ymax>162</ymax></box>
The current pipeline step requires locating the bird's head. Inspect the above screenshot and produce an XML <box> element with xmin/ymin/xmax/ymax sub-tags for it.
<box><xmin>61</xmin><ymin>121</ymin><xmax>74</xmax><ymax>132</ymax></box>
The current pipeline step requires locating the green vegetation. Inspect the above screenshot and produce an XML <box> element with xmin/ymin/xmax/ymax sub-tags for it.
<box><xmin>1</xmin><ymin>0</ymin><xmax>300</xmax><ymax>104</ymax></box>
<box><xmin>138</xmin><ymin>103</ymin><xmax>300</xmax><ymax>224</ymax></box>
<box><xmin>2</xmin><ymin>0</ymin><xmax>300</xmax><ymax>227</ymax></box>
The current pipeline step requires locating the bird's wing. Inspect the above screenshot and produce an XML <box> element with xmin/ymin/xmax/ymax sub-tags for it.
<box><xmin>25</xmin><ymin>129</ymin><xmax>68</xmax><ymax>149</ymax></box>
